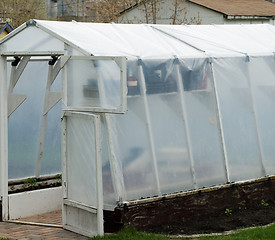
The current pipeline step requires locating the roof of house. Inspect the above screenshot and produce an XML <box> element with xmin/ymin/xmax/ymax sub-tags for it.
<box><xmin>189</xmin><ymin>0</ymin><xmax>275</xmax><ymax>17</ymax></box>
<box><xmin>0</xmin><ymin>23</ymin><xmax>13</xmax><ymax>35</ymax></box>
<box><xmin>119</xmin><ymin>0</ymin><xmax>275</xmax><ymax>17</ymax></box>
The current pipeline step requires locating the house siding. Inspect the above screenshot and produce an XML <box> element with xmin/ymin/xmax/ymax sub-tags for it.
<box><xmin>118</xmin><ymin>0</ymin><xmax>224</xmax><ymax>24</ymax></box>
<box><xmin>118</xmin><ymin>0</ymin><xmax>274</xmax><ymax>25</ymax></box>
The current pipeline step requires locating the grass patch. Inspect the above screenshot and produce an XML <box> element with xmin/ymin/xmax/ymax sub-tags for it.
<box><xmin>198</xmin><ymin>224</ymin><xmax>275</xmax><ymax>240</ymax></box>
<box><xmin>90</xmin><ymin>223</ymin><xmax>275</xmax><ymax>240</ymax></box>
<box><xmin>90</xmin><ymin>227</ymin><xmax>170</xmax><ymax>239</ymax></box>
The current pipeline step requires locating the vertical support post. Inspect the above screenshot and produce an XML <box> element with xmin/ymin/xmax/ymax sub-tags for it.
<box><xmin>175</xmin><ymin>61</ymin><xmax>197</xmax><ymax>189</ymax></box>
<box><xmin>0</xmin><ymin>56</ymin><xmax>8</xmax><ymax>220</ymax></box>
<box><xmin>94</xmin><ymin>115</ymin><xmax>104</xmax><ymax>236</ymax></box>
<box><xmin>210</xmin><ymin>59</ymin><xmax>230</xmax><ymax>183</ymax></box>
<box><xmin>245</xmin><ymin>57</ymin><xmax>266</xmax><ymax>176</ymax></box>
<box><xmin>35</xmin><ymin>63</ymin><xmax>53</xmax><ymax>178</ymax></box>
<box><xmin>61</xmin><ymin>111</ymin><xmax>67</xmax><ymax>228</ymax></box>
<box><xmin>137</xmin><ymin>60</ymin><xmax>161</xmax><ymax>196</ymax></box>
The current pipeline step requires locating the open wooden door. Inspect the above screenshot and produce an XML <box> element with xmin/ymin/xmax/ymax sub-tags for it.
<box><xmin>62</xmin><ymin>111</ymin><xmax>103</xmax><ymax>237</ymax></box>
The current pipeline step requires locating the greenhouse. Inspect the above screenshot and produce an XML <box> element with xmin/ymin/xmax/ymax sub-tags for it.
<box><xmin>1</xmin><ymin>20</ymin><xmax>275</xmax><ymax>236</ymax></box>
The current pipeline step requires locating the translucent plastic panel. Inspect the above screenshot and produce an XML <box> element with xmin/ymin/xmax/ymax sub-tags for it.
<box><xmin>2</xmin><ymin>27</ymin><xmax>64</xmax><ymax>53</ymax></box>
<box><xmin>8</xmin><ymin>62</ymin><xmax>47</xmax><ymax>179</ymax></box>
<box><xmin>101</xmin><ymin>120</ymin><xmax>116</xmax><ymax>206</ymax></box>
<box><xmin>180</xmin><ymin>58</ymin><xmax>227</xmax><ymax>187</ymax></box>
<box><xmin>213</xmin><ymin>57</ymin><xmax>263</xmax><ymax>182</ymax></box>
<box><xmin>108</xmin><ymin>97</ymin><xmax>159</xmax><ymax>201</ymax></box>
<box><xmin>8</xmin><ymin>61</ymin><xmax>62</xmax><ymax>179</ymax></box>
<box><xmin>41</xmin><ymin>71</ymin><xmax>62</xmax><ymax>175</ymax></box>
<box><xmin>249</xmin><ymin>56</ymin><xmax>275</xmax><ymax>175</ymax></box>
<box><xmin>67</xmin><ymin>115</ymin><xmax>97</xmax><ymax>207</ymax></box>
<box><xmin>66</xmin><ymin>58</ymin><xmax>124</xmax><ymax>112</ymax></box>
<box><xmin>141</xmin><ymin>59</ymin><xmax>194</xmax><ymax>193</ymax></box>
<box><xmin>41</xmin><ymin>102</ymin><xmax>62</xmax><ymax>175</ymax></box>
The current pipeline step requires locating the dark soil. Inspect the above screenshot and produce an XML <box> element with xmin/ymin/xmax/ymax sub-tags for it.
<box><xmin>114</xmin><ymin>178</ymin><xmax>275</xmax><ymax>235</ymax></box>
<box><xmin>149</xmin><ymin>201</ymin><xmax>275</xmax><ymax>235</ymax></box>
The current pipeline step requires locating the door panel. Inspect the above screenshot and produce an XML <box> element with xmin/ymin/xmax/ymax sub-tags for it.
<box><xmin>62</xmin><ymin>111</ymin><xmax>103</xmax><ymax>237</ymax></box>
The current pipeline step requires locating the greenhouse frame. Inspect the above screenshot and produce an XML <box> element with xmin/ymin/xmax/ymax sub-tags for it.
<box><xmin>1</xmin><ymin>19</ymin><xmax>275</xmax><ymax>236</ymax></box>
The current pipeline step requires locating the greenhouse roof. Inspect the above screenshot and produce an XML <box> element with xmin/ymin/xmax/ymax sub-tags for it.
<box><xmin>2</xmin><ymin>20</ymin><xmax>275</xmax><ymax>58</ymax></box>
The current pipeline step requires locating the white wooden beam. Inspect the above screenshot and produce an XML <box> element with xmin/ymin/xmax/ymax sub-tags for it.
<box><xmin>94</xmin><ymin>114</ymin><xmax>104</xmax><ymax>236</ymax></box>
<box><xmin>1</xmin><ymin>51</ymin><xmax>65</xmax><ymax>57</ymax></box>
<box><xmin>11</xmin><ymin>56</ymin><xmax>30</xmax><ymax>88</ymax></box>
<box><xmin>0</xmin><ymin>56</ymin><xmax>8</xmax><ymax>220</ymax></box>
<box><xmin>8</xmin><ymin>94</ymin><xmax>27</xmax><ymax>117</ymax></box>
<box><xmin>137</xmin><ymin>62</ymin><xmax>161</xmax><ymax>196</ymax></box>
<box><xmin>8</xmin><ymin>57</ymin><xmax>30</xmax><ymax>117</ymax></box>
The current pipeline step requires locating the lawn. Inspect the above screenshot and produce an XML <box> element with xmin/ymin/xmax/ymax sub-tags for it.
<box><xmin>90</xmin><ymin>223</ymin><xmax>275</xmax><ymax>240</ymax></box>
<box><xmin>1</xmin><ymin>223</ymin><xmax>275</xmax><ymax>240</ymax></box>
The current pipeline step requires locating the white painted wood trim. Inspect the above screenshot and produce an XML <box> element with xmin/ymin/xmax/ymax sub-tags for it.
<box><xmin>63</xmin><ymin>199</ymin><xmax>97</xmax><ymax>214</ymax></box>
<box><xmin>1</xmin><ymin>51</ymin><xmax>65</xmax><ymax>56</ymax></box>
<box><xmin>8</xmin><ymin>187</ymin><xmax>62</xmax><ymax>220</ymax></box>
<box><xmin>0</xmin><ymin>56</ymin><xmax>8</xmax><ymax>220</ymax></box>
<box><xmin>64</xmin><ymin>56</ymin><xmax>127</xmax><ymax>114</ymax></box>
<box><xmin>94</xmin><ymin>115</ymin><xmax>104</xmax><ymax>236</ymax></box>
<box><xmin>63</xmin><ymin>224</ymin><xmax>96</xmax><ymax>238</ymax></box>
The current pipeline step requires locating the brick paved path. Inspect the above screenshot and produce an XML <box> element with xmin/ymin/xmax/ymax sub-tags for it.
<box><xmin>19</xmin><ymin>211</ymin><xmax>62</xmax><ymax>226</ymax></box>
<box><xmin>0</xmin><ymin>211</ymin><xmax>89</xmax><ymax>240</ymax></box>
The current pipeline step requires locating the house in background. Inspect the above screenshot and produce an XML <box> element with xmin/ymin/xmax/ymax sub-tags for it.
<box><xmin>46</xmin><ymin>0</ymin><xmax>96</xmax><ymax>21</ymax></box>
<box><xmin>118</xmin><ymin>0</ymin><xmax>275</xmax><ymax>25</ymax></box>
<box><xmin>0</xmin><ymin>23</ymin><xmax>13</xmax><ymax>39</ymax></box>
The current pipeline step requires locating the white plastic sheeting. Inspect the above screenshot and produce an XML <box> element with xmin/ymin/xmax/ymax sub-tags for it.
<box><xmin>66</xmin><ymin>114</ymin><xmax>97</xmax><ymax>207</ymax></box>
<box><xmin>106</xmin><ymin>57</ymin><xmax>228</xmax><ymax>201</ymax></box>
<box><xmin>8</xmin><ymin>61</ymin><xmax>61</xmax><ymax>178</ymax></box>
<box><xmin>67</xmin><ymin>58</ymin><xmax>123</xmax><ymax>112</ymax></box>
<box><xmin>2</xmin><ymin>20</ymin><xmax>275</xmax><ymax>205</ymax></box>
<box><xmin>34</xmin><ymin>20</ymin><xmax>275</xmax><ymax>57</ymax></box>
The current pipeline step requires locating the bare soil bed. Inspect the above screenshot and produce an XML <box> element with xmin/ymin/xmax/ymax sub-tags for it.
<box><xmin>149</xmin><ymin>200</ymin><xmax>275</xmax><ymax>235</ymax></box>
<box><xmin>115</xmin><ymin>177</ymin><xmax>275</xmax><ymax>235</ymax></box>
